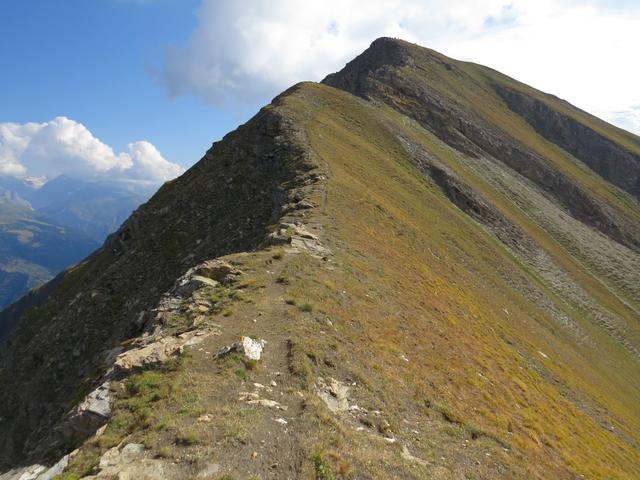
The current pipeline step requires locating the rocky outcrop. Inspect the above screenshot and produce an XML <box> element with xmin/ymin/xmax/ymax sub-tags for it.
<box><xmin>0</xmin><ymin>455</ymin><xmax>69</xmax><ymax>480</ymax></box>
<box><xmin>83</xmin><ymin>444</ymin><xmax>185</xmax><ymax>479</ymax></box>
<box><xmin>316</xmin><ymin>377</ymin><xmax>350</xmax><ymax>413</ymax></box>
<box><xmin>322</xmin><ymin>37</ymin><xmax>415</xmax><ymax>99</ymax></box>
<box><xmin>58</xmin><ymin>383</ymin><xmax>111</xmax><ymax>441</ymax></box>
<box><xmin>114</xmin><ymin>330</ymin><xmax>213</xmax><ymax>373</ymax></box>
<box><xmin>73</xmin><ymin>443</ymin><xmax>224</xmax><ymax>479</ymax></box>
<box><xmin>267</xmin><ymin>221</ymin><xmax>330</xmax><ymax>258</ymax></box>
<box><xmin>177</xmin><ymin>259</ymin><xmax>243</xmax><ymax>293</ymax></box>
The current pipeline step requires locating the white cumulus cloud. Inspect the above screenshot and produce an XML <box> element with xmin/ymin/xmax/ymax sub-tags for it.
<box><xmin>0</xmin><ymin>116</ymin><xmax>184</xmax><ymax>183</ymax></box>
<box><xmin>161</xmin><ymin>0</ymin><xmax>640</xmax><ymax>135</ymax></box>
<box><xmin>123</xmin><ymin>140</ymin><xmax>185</xmax><ymax>183</ymax></box>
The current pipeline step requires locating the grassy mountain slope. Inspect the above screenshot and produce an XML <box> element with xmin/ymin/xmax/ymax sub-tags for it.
<box><xmin>1</xmin><ymin>39</ymin><xmax>639</xmax><ymax>479</ymax></box>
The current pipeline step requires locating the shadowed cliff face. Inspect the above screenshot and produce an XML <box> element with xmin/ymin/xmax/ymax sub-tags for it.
<box><xmin>1</xmin><ymin>39</ymin><xmax>640</xmax><ymax>480</ymax></box>
<box><xmin>495</xmin><ymin>85</ymin><xmax>640</xmax><ymax>199</ymax></box>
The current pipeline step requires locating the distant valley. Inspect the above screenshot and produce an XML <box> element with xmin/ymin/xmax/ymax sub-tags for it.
<box><xmin>0</xmin><ymin>175</ymin><xmax>152</xmax><ymax>313</ymax></box>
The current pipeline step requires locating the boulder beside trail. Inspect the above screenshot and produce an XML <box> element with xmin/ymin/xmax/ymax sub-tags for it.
<box><xmin>215</xmin><ymin>336</ymin><xmax>266</xmax><ymax>361</ymax></box>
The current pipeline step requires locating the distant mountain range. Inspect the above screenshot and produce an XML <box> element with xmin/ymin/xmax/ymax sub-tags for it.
<box><xmin>0</xmin><ymin>175</ymin><xmax>153</xmax><ymax>310</ymax></box>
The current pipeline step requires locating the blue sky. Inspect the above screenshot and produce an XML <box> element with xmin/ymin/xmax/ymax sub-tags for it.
<box><xmin>1</xmin><ymin>0</ymin><xmax>639</xmax><ymax>185</ymax></box>
<box><xmin>0</xmin><ymin>0</ymin><xmax>262</xmax><ymax>172</ymax></box>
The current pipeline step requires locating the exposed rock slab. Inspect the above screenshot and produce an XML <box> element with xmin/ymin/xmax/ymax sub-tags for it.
<box><xmin>268</xmin><ymin>222</ymin><xmax>331</xmax><ymax>258</ymax></box>
<box><xmin>316</xmin><ymin>377</ymin><xmax>350</xmax><ymax>413</ymax></box>
<box><xmin>115</xmin><ymin>330</ymin><xmax>213</xmax><ymax>373</ymax></box>
<box><xmin>58</xmin><ymin>382</ymin><xmax>111</xmax><ymax>440</ymax></box>
<box><xmin>0</xmin><ymin>455</ymin><xmax>69</xmax><ymax>480</ymax></box>
<box><xmin>83</xmin><ymin>443</ymin><xmax>184</xmax><ymax>479</ymax></box>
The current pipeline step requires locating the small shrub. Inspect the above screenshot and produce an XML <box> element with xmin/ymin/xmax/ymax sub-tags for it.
<box><xmin>126</xmin><ymin>371</ymin><xmax>163</xmax><ymax>396</ymax></box>
<box><xmin>323</xmin><ymin>280</ymin><xmax>336</xmax><ymax>290</ymax></box>
<box><xmin>175</xmin><ymin>431</ymin><xmax>200</xmax><ymax>446</ymax></box>
<box><xmin>155</xmin><ymin>446</ymin><xmax>173</xmax><ymax>459</ymax></box>
<box><xmin>153</xmin><ymin>420</ymin><xmax>172</xmax><ymax>431</ymax></box>
<box><xmin>299</xmin><ymin>303</ymin><xmax>314</xmax><ymax>313</ymax></box>
<box><xmin>228</xmin><ymin>290</ymin><xmax>243</xmax><ymax>300</ymax></box>
<box><xmin>312</xmin><ymin>453</ymin><xmax>335</xmax><ymax>480</ymax></box>
<box><xmin>176</xmin><ymin>390</ymin><xmax>202</xmax><ymax>416</ymax></box>
<box><xmin>337</xmin><ymin>460</ymin><xmax>353</xmax><ymax>476</ymax></box>
<box><xmin>161</xmin><ymin>357</ymin><xmax>182</xmax><ymax>372</ymax></box>
<box><xmin>242</xmin><ymin>358</ymin><xmax>258</xmax><ymax>370</ymax></box>
<box><xmin>53</xmin><ymin>473</ymin><xmax>81</xmax><ymax>480</ymax></box>
<box><xmin>287</xmin><ymin>340</ymin><xmax>312</xmax><ymax>383</ymax></box>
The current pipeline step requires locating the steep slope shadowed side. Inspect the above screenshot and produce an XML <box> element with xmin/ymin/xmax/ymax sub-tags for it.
<box><xmin>0</xmin><ymin>93</ymin><xmax>320</xmax><ymax>467</ymax></box>
<box><xmin>0</xmin><ymin>270</ymin><xmax>65</xmax><ymax>343</ymax></box>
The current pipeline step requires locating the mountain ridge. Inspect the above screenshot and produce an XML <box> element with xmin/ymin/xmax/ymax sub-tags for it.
<box><xmin>323</xmin><ymin>38</ymin><xmax>640</xmax><ymax>250</ymax></box>
<box><xmin>1</xmin><ymin>38</ymin><xmax>639</xmax><ymax>479</ymax></box>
